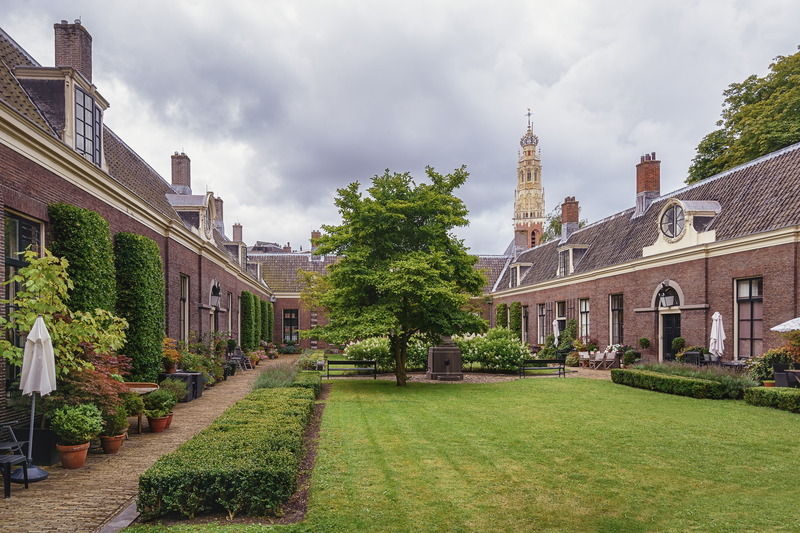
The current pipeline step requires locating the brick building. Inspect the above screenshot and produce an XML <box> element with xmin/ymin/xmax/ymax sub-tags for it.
<box><xmin>491</xmin><ymin>147</ymin><xmax>800</xmax><ymax>361</ymax></box>
<box><xmin>0</xmin><ymin>22</ymin><xmax>270</xmax><ymax>422</ymax></box>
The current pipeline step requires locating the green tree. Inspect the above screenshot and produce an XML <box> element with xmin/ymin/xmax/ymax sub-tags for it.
<box><xmin>538</xmin><ymin>206</ymin><xmax>588</xmax><ymax>244</ymax></box>
<box><xmin>304</xmin><ymin>166</ymin><xmax>488</xmax><ymax>386</ymax></box>
<box><xmin>253</xmin><ymin>295</ymin><xmax>262</xmax><ymax>347</ymax></box>
<box><xmin>240</xmin><ymin>291</ymin><xmax>255</xmax><ymax>352</ymax></box>
<box><xmin>687</xmin><ymin>46</ymin><xmax>800</xmax><ymax>184</ymax></box>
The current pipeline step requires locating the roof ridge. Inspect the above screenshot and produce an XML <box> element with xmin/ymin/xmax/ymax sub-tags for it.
<box><xmin>104</xmin><ymin>125</ymin><xmax>177</xmax><ymax>191</ymax></box>
<box><xmin>0</xmin><ymin>26</ymin><xmax>41</xmax><ymax>67</ymax></box>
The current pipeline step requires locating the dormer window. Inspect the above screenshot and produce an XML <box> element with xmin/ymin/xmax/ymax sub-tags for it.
<box><xmin>558</xmin><ymin>250</ymin><xmax>569</xmax><ymax>277</ymax></box>
<box><xmin>75</xmin><ymin>87</ymin><xmax>102</xmax><ymax>166</ymax></box>
<box><xmin>660</xmin><ymin>204</ymin><xmax>684</xmax><ymax>239</ymax></box>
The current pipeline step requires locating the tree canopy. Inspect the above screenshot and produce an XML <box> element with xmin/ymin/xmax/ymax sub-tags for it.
<box><xmin>538</xmin><ymin>206</ymin><xmax>588</xmax><ymax>244</ymax></box>
<box><xmin>687</xmin><ymin>46</ymin><xmax>800</xmax><ymax>184</ymax></box>
<box><xmin>304</xmin><ymin>166</ymin><xmax>488</xmax><ymax>385</ymax></box>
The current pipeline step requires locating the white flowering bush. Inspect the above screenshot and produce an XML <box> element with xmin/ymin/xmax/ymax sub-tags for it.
<box><xmin>482</xmin><ymin>328</ymin><xmax>530</xmax><ymax>371</ymax></box>
<box><xmin>406</xmin><ymin>335</ymin><xmax>431</xmax><ymax>370</ymax></box>
<box><xmin>344</xmin><ymin>337</ymin><xmax>393</xmax><ymax>371</ymax></box>
<box><xmin>452</xmin><ymin>332</ymin><xmax>486</xmax><ymax>370</ymax></box>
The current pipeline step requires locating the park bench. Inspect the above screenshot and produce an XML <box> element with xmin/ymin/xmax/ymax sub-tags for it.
<box><xmin>519</xmin><ymin>358</ymin><xmax>566</xmax><ymax>378</ymax></box>
<box><xmin>326</xmin><ymin>359</ymin><xmax>377</xmax><ymax>379</ymax></box>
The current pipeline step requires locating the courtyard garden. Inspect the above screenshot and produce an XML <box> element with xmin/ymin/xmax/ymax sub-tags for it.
<box><xmin>128</xmin><ymin>376</ymin><xmax>800</xmax><ymax>532</ymax></box>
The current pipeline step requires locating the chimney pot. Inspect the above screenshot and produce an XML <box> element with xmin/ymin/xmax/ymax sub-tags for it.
<box><xmin>61</xmin><ymin>20</ymin><xmax>68</xmax><ymax>24</ymax></box>
<box><xmin>232</xmin><ymin>223</ymin><xmax>243</xmax><ymax>243</ymax></box>
<box><xmin>54</xmin><ymin>21</ymin><xmax>92</xmax><ymax>82</ymax></box>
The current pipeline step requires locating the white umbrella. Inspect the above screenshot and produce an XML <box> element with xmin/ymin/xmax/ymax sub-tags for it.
<box><xmin>709</xmin><ymin>312</ymin><xmax>726</xmax><ymax>359</ymax></box>
<box><xmin>14</xmin><ymin>315</ymin><xmax>56</xmax><ymax>482</ymax></box>
<box><xmin>553</xmin><ymin>319</ymin><xmax>560</xmax><ymax>345</ymax></box>
<box><xmin>771</xmin><ymin>317</ymin><xmax>800</xmax><ymax>332</ymax></box>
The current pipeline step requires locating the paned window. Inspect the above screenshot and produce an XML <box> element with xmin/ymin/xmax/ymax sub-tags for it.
<box><xmin>556</xmin><ymin>301</ymin><xmax>566</xmax><ymax>335</ymax></box>
<box><xmin>611</xmin><ymin>294</ymin><xmax>624</xmax><ymax>345</ymax></box>
<box><xmin>537</xmin><ymin>304</ymin><xmax>546</xmax><ymax>344</ymax></box>
<box><xmin>75</xmin><ymin>88</ymin><xmax>102</xmax><ymax>166</ymax></box>
<box><xmin>283</xmin><ymin>309</ymin><xmax>299</xmax><ymax>342</ymax></box>
<box><xmin>558</xmin><ymin>251</ymin><xmax>569</xmax><ymax>277</ymax></box>
<box><xmin>579</xmin><ymin>298</ymin><xmax>590</xmax><ymax>342</ymax></box>
<box><xmin>737</xmin><ymin>278</ymin><xmax>763</xmax><ymax>359</ymax></box>
<box><xmin>179</xmin><ymin>275</ymin><xmax>189</xmax><ymax>342</ymax></box>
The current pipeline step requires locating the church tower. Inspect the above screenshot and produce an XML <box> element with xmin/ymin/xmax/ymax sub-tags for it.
<box><xmin>514</xmin><ymin>110</ymin><xmax>545</xmax><ymax>248</ymax></box>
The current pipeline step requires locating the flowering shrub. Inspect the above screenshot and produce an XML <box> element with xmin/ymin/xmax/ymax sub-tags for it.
<box><xmin>406</xmin><ymin>335</ymin><xmax>430</xmax><ymax>370</ymax></box>
<box><xmin>482</xmin><ymin>328</ymin><xmax>529</xmax><ymax>371</ymax></box>
<box><xmin>249</xmin><ymin>349</ymin><xmax>268</xmax><ymax>361</ymax></box>
<box><xmin>452</xmin><ymin>332</ymin><xmax>485</xmax><ymax>369</ymax></box>
<box><xmin>344</xmin><ymin>337</ymin><xmax>393</xmax><ymax>371</ymax></box>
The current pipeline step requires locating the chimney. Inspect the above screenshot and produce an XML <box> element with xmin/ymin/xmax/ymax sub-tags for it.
<box><xmin>171</xmin><ymin>152</ymin><xmax>191</xmax><ymax>195</ymax></box>
<box><xmin>311</xmin><ymin>229</ymin><xmax>321</xmax><ymax>253</ymax></box>
<box><xmin>283</xmin><ymin>242</ymin><xmax>292</xmax><ymax>254</ymax></box>
<box><xmin>54</xmin><ymin>20</ymin><xmax>92</xmax><ymax>83</ymax></box>
<box><xmin>561</xmin><ymin>196</ymin><xmax>579</xmax><ymax>242</ymax></box>
<box><xmin>514</xmin><ymin>229</ymin><xmax>528</xmax><ymax>259</ymax></box>
<box><xmin>634</xmin><ymin>152</ymin><xmax>660</xmax><ymax>217</ymax></box>
<box><xmin>214</xmin><ymin>197</ymin><xmax>225</xmax><ymax>237</ymax></box>
<box><xmin>232</xmin><ymin>223</ymin><xmax>243</xmax><ymax>243</ymax></box>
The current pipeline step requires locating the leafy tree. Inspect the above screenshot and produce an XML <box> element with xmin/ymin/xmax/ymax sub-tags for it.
<box><xmin>538</xmin><ymin>206</ymin><xmax>588</xmax><ymax>244</ymax></box>
<box><xmin>687</xmin><ymin>46</ymin><xmax>800</xmax><ymax>184</ymax></box>
<box><xmin>303</xmin><ymin>166</ymin><xmax>488</xmax><ymax>386</ymax></box>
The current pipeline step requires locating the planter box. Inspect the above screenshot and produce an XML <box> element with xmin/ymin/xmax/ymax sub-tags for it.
<box><xmin>17</xmin><ymin>426</ymin><xmax>60</xmax><ymax>466</ymax></box>
<box><xmin>161</xmin><ymin>372</ymin><xmax>202</xmax><ymax>402</ymax></box>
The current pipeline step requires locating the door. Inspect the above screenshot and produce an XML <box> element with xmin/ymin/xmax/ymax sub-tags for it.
<box><xmin>662</xmin><ymin>313</ymin><xmax>681</xmax><ymax>361</ymax></box>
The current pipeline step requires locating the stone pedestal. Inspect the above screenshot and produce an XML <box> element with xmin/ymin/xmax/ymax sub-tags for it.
<box><xmin>426</xmin><ymin>337</ymin><xmax>464</xmax><ymax>381</ymax></box>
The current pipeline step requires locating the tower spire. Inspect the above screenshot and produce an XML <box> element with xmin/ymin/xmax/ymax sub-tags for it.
<box><xmin>513</xmin><ymin>113</ymin><xmax>545</xmax><ymax>248</ymax></box>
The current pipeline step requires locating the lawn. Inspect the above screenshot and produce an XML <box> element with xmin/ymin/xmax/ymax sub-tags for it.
<box><xmin>129</xmin><ymin>378</ymin><xmax>800</xmax><ymax>532</ymax></box>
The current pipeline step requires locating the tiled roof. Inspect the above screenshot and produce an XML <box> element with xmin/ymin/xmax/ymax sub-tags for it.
<box><xmin>0</xmin><ymin>60</ymin><xmax>53</xmax><ymax>134</ymax></box>
<box><xmin>251</xmin><ymin>253</ymin><xmax>339</xmax><ymax>292</ymax></box>
<box><xmin>496</xmin><ymin>142</ymin><xmax>800</xmax><ymax>290</ymax></box>
<box><xmin>475</xmin><ymin>255</ymin><xmax>510</xmax><ymax>293</ymax></box>
<box><xmin>0</xmin><ymin>28</ymin><xmax>38</xmax><ymax>68</ymax></box>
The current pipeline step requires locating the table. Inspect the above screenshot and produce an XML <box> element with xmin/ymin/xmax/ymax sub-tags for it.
<box><xmin>784</xmin><ymin>369</ymin><xmax>800</xmax><ymax>386</ymax></box>
<box><xmin>124</xmin><ymin>383</ymin><xmax>159</xmax><ymax>433</ymax></box>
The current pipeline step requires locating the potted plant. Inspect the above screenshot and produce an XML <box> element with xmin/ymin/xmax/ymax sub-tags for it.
<box><xmin>623</xmin><ymin>349</ymin><xmax>637</xmax><ymax>368</ymax></box>
<box><xmin>639</xmin><ymin>337</ymin><xmax>650</xmax><ymax>351</ymax></box>
<box><xmin>143</xmin><ymin>389</ymin><xmax>176</xmax><ymax>433</ymax></box>
<box><xmin>162</xmin><ymin>337</ymin><xmax>181</xmax><ymax>374</ymax></box>
<box><xmin>763</xmin><ymin>380</ymin><xmax>776</xmax><ymax>387</ymax></box>
<box><xmin>50</xmin><ymin>404</ymin><xmax>103</xmax><ymax>469</ymax></box>
<box><xmin>672</xmin><ymin>337</ymin><xmax>686</xmax><ymax>355</ymax></box>
<box><xmin>99</xmin><ymin>406</ymin><xmax>129</xmax><ymax>454</ymax></box>
<box><xmin>158</xmin><ymin>378</ymin><xmax>188</xmax><ymax>428</ymax></box>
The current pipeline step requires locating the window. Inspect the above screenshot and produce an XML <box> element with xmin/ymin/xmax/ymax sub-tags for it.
<box><xmin>522</xmin><ymin>306</ymin><xmax>529</xmax><ymax>344</ymax></box>
<box><xmin>179</xmin><ymin>275</ymin><xmax>189</xmax><ymax>342</ymax></box>
<box><xmin>537</xmin><ymin>304</ymin><xmax>546</xmax><ymax>344</ymax></box>
<box><xmin>579</xmin><ymin>299</ymin><xmax>590</xmax><ymax>342</ymax></box>
<box><xmin>737</xmin><ymin>278</ymin><xmax>763</xmax><ymax>359</ymax></box>
<box><xmin>283</xmin><ymin>309</ymin><xmax>299</xmax><ymax>342</ymax></box>
<box><xmin>527</xmin><ymin>171</ymin><xmax>531</xmax><ymax>181</ymax></box>
<box><xmin>75</xmin><ymin>88</ymin><xmax>102</xmax><ymax>166</ymax></box>
<box><xmin>556</xmin><ymin>301</ymin><xmax>566</xmax><ymax>334</ymax></box>
<box><xmin>558</xmin><ymin>251</ymin><xmax>569</xmax><ymax>277</ymax></box>
<box><xmin>660</xmin><ymin>204</ymin><xmax>685</xmax><ymax>239</ymax></box>
<box><xmin>227</xmin><ymin>292</ymin><xmax>233</xmax><ymax>332</ymax></box>
<box><xmin>611</xmin><ymin>294</ymin><xmax>623</xmax><ymax>345</ymax></box>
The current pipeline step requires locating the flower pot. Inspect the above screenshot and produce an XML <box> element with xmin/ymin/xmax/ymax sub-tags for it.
<box><xmin>57</xmin><ymin>442</ymin><xmax>91</xmax><ymax>469</ymax></box>
<box><xmin>147</xmin><ymin>415</ymin><xmax>170</xmax><ymax>433</ymax></box>
<box><xmin>164</xmin><ymin>412</ymin><xmax>174</xmax><ymax>429</ymax></box>
<box><xmin>164</xmin><ymin>363</ymin><xmax>177</xmax><ymax>374</ymax></box>
<box><xmin>764</xmin><ymin>381</ymin><xmax>776</xmax><ymax>388</ymax></box>
<box><xmin>99</xmin><ymin>434</ymin><xmax>125</xmax><ymax>454</ymax></box>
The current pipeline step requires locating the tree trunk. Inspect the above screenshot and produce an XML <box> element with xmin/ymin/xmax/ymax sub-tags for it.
<box><xmin>393</xmin><ymin>335</ymin><xmax>407</xmax><ymax>386</ymax></box>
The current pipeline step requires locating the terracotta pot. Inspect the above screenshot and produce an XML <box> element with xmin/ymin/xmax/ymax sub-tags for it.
<box><xmin>764</xmin><ymin>381</ymin><xmax>776</xmax><ymax>388</ymax></box>
<box><xmin>147</xmin><ymin>415</ymin><xmax>170</xmax><ymax>433</ymax></box>
<box><xmin>99</xmin><ymin>434</ymin><xmax>125</xmax><ymax>454</ymax></box>
<box><xmin>164</xmin><ymin>363</ymin><xmax>177</xmax><ymax>374</ymax></box>
<box><xmin>164</xmin><ymin>412</ymin><xmax>174</xmax><ymax>429</ymax></box>
<box><xmin>57</xmin><ymin>442</ymin><xmax>91</xmax><ymax>469</ymax></box>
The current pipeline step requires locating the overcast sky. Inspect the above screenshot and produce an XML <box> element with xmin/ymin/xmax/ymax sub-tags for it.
<box><xmin>3</xmin><ymin>1</ymin><xmax>799</xmax><ymax>254</ymax></box>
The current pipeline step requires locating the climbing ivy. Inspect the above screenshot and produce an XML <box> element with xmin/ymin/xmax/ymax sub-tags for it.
<box><xmin>495</xmin><ymin>302</ymin><xmax>508</xmax><ymax>328</ymax></box>
<box><xmin>509</xmin><ymin>302</ymin><xmax>522</xmax><ymax>340</ymax></box>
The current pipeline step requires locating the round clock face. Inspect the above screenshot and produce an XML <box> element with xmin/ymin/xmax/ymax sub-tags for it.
<box><xmin>660</xmin><ymin>205</ymin><xmax>684</xmax><ymax>238</ymax></box>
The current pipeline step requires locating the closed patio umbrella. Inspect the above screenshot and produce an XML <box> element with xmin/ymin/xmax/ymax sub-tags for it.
<box><xmin>770</xmin><ymin>317</ymin><xmax>800</xmax><ymax>332</ymax></box>
<box><xmin>709</xmin><ymin>311</ymin><xmax>726</xmax><ymax>359</ymax></box>
<box><xmin>12</xmin><ymin>315</ymin><xmax>56</xmax><ymax>483</ymax></box>
<box><xmin>553</xmin><ymin>319</ymin><xmax>560</xmax><ymax>345</ymax></box>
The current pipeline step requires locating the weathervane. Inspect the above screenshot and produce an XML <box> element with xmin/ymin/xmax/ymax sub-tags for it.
<box><xmin>525</xmin><ymin>108</ymin><xmax>533</xmax><ymax>128</ymax></box>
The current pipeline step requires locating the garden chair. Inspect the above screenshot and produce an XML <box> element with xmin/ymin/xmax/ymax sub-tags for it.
<box><xmin>589</xmin><ymin>351</ymin><xmax>606</xmax><ymax>369</ymax></box>
<box><xmin>579</xmin><ymin>352</ymin><xmax>591</xmax><ymax>368</ymax></box>
<box><xmin>232</xmin><ymin>347</ymin><xmax>252</xmax><ymax>371</ymax></box>
<box><xmin>0</xmin><ymin>422</ymin><xmax>27</xmax><ymax>456</ymax></box>
<box><xmin>599</xmin><ymin>352</ymin><xmax>617</xmax><ymax>370</ymax></box>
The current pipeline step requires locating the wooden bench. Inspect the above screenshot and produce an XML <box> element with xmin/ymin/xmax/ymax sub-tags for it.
<box><xmin>326</xmin><ymin>360</ymin><xmax>377</xmax><ymax>379</ymax></box>
<box><xmin>519</xmin><ymin>358</ymin><xmax>566</xmax><ymax>378</ymax></box>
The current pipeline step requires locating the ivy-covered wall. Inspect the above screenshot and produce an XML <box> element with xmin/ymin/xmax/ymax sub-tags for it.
<box><xmin>266</xmin><ymin>301</ymin><xmax>274</xmax><ymax>343</ymax></box>
<box><xmin>48</xmin><ymin>203</ymin><xmax>116</xmax><ymax>314</ymax></box>
<box><xmin>509</xmin><ymin>301</ymin><xmax>522</xmax><ymax>339</ymax></box>
<box><xmin>114</xmin><ymin>232</ymin><xmax>165</xmax><ymax>382</ymax></box>
<box><xmin>495</xmin><ymin>302</ymin><xmax>508</xmax><ymax>329</ymax></box>
<box><xmin>260</xmin><ymin>300</ymin><xmax>269</xmax><ymax>342</ymax></box>
<box><xmin>240</xmin><ymin>290</ymin><xmax>255</xmax><ymax>352</ymax></box>
<box><xmin>253</xmin><ymin>295</ymin><xmax>262</xmax><ymax>348</ymax></box>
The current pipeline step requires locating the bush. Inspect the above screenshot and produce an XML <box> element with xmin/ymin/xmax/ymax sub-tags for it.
<box><xmin>260</xmin><ymin>300</ymin><xmax>269</xmax><ymax>342</ymax></box>
<box><xmin>51</xmin><ymin>404</ymin><xmax>104</xmax><ymax>445</ymax></box>
<box><xmin>252</xmin><ymin>362</ymin><xmax>298</xmax><ymax>390</ymax></box>
<box><xmin>495</xmin><ymin>303</ymin><xmax>508</xmax><ymax>328</ymax></box>
<box><xmin>159</xmin><ymin>377</ymin><xmax>188</xmax><ymax>403</ymax></box>
<box><xmin>482</xmin><ymin>328</ymin><xmax>529</xmax><ymax>371</ymax></box>
<box><xmin>143</xmin><ymin>389</ymin><xmax>176</xmax><ymax>419</ymax></box>
<box><xmin>509</xmin><ymin>302</ymin><xmax>522</xmax><ymax>339</ymax></box>
<box><xmin>623</xmin><ymin>350</ymin><xmax>637</xmax><ymax>367</ymax></box>
<box><xmin>748</xmin><ymin>347</ymin><xmax>793</xmax><ymax>383</ymax></box>
<box><xmin>638</xmin><ymin>337</ymin><xmax>651</xmax><ymax>349</ymax></box>
<box><xmin>344</xmin><ymin>337</ymin><xmax>393</xmax><ymax>371</ymax></box>
<box><xmin>253</xmin><ymin>296</ymin><xmax>262</xmax><ymax>347</ymax></box>
<box><xmin>48</xmin><ymin>203</ymin><xmax>116</xmax><ymax>314</ymax></box>
<box><xmin>137</xmin><ymin>387</ymin><xmax>314</xmax><ymax>519</ymax></box>
<box><xmin>671</xmin><ymin>337</ymin><xmax>686</xmax><ymax>353</ymax></box>
<box><xmin>406</xmin><ymin>335</ymin><xmax>430</xmax><ymax>370</ymax></box>
<box><xmin>115</xmin><ymin>232</ymin><xmax>165</xmax><ymax>382</ymax></box>
<box><xmin>635</xmin><ymin>362</ymin><xmax>757</xmax><ymax>399</ymax></box>
<box><xmin>565</xmin><ymin>353</ymin><xmax>579</xmax><ymax>367</ymax></box>
<box><xmin>122</xmin><ymin>393</ymin><xmax>144</xmax><ymax>416</ymax></box>
<box><xmin>266</xmin><ymin>301</ymin><xmax>274</xmax><ymax>343</ymax></box>
<box><xmin>744</xmin><ymin>387</ymin><xmax>800</xmax><ymax>413</ymax></box>
<box><xmin>296</xmin><ymin>350</ymin><xmax>320</xmax><ymax>370</ymax></box>
<box><xmin>291</xmin><ymin>371</ymin><xmax>322</xmax><ymax>398</ymax></box>
<box><xmin>452</xmin><ymin>332</ymin><xmax>483</xmax><ymax>369</ymax></box>
<box><xmin>101</xmin><ymin>406</ymin><xmax>129</xmax><ymax>437</ymax></box>
<box><xmin>240</xmin><ymin>291</ymin><xmax>255</xmax><ymax>352</ymax></box>
<box><xmin>559</xmin><ymin>319</ymin><xmax>578</xmax><ymax>350</ymax></box>
<box><xmin>611</xmin><ymin>369</ymin><xmax>727</xmax><ymax>399</ymax></box>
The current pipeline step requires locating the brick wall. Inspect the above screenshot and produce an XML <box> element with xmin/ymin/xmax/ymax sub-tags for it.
<box><xmin>54</xmin><ymin>22</ymin><xmax>92</xmax><ymax>83</ymax></box>
<box><xmin>636</xmin><ymin>155</ymin><xmax>660</xmax><ymax>194</ymax></box>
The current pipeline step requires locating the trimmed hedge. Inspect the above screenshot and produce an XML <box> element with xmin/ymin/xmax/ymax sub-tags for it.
<box><xmin>509</xmin><ymin>302</ymin><xmax>522</xmax><ymax>339</ymax></box>
<box><xmin>137</xmin><ymin>387</ymin><xmax>315</xmax><ymax>519</ymax></box>
<box><xmin>266</xmin><ymin>301</ymin><xmax>274</xmax><ymax>342</ymax></box>
<box><xmin>260</xmin><ymin>300</ymin><xmax>269</xmax><ymax>342</ymax></box>
<box><xmin>115</xmin><ymin>233</ymin><xmax>164</xmax><ymax>382</ymax></box>
<box><xmin>291</xmin><ymin>371</ymin><xmax>322</xmax><ymax>398</ymax></box>
<box><xmin>744</xmin><ymin>387</ymin><xmax>800</xmax><ymax>413</ymax></box>
<box><xmin>240</xmin><ymin>291</ymin><xmax>255</xmax><ymax>352</ymax></box>
<box><xmin>48</xmin><ymin>203</ymin><xmax>116</xmax><ymax>314</ymax></box>
<box><xmin>495</xmin><ymin>302</ymin><xmax>508</xmax><ymax>328</ymax></box>
<box><xmin>254</xmin><ymin>295</ymin><xmax>262</xmax><ymax>347</ymax></box>
<box><xmin>611</xmin><ymin>369</ymin><xmax>726</xmax><ymax>400</ymax></box>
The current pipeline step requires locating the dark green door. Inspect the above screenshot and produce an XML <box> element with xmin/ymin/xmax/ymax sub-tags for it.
<box><xmin>662</xmin><ymin>314</ymin><xmax>681</xmax><ymax>361</ymax></box>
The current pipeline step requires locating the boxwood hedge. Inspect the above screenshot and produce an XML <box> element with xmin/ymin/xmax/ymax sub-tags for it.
<box><xmin>240</xmin><ymin>290</ymin><xmax>255</xmax><ymax>352</ymax></box>
<box><xmin>48</xmin><ymin>203</ymin><xmax>116</xmax><ymax>314</ymax></box>
<box><xmin>611</xmin><ymin>369</ymin><xmax>727</xmax><ymax>399</ymax></box>
<box><xmin>744</xmin><ymin>387</ymin><xmax>800</xmax><ymax>413</ymax></box>
<box><xmin>291</xmin><ymin>371</ymin><xmax>322</xmax><ymax>398</ymax></box>
<box><xmin>266</xmin><ymin>301</ymin><xmax>274</xmax><ymax>342</ymax></box>
<box><xmin>137</xmin><ymin>387</ymin><xmax>315</xmax><ymax>519</ymax></box>
<box><xmin>254</xmin><ymin>295</ymin><xmax>262</xmax><ymax>347</ymax></box>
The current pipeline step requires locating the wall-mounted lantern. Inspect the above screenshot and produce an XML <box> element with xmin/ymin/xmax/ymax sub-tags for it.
<box><xmin>210</xmin><ymin>281</ymin><xmax>221</xmax><ymax>308</ymax></box>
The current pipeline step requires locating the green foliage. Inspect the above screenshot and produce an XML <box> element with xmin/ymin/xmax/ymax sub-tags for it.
<box><xmin>344</xmin><ymin>337</ymin><xmax>393</xmax><ymax>371</ymax></box>
<box><xmin>538</xmin><ymin>205</ymin><xmax>588</xmax><ymax>244</ymax></box>
<box><xmin>260</xmin><ymin>300</ymin><xmax>269</xmax><ymax>342</ymax></box>
<box><xmin>623</xmin><ymin>350</ymin><xmax>637</xmax><ymax>367</ymax></box>
<box><xmin>671</xmin><ymin>337</ymin><xmax>686</xmax><ymax>353</ymax></box>
<box><xmin>122</xmin><ymin>393</ymin><xmax>144</xmax><ymax>416</ymax></box>
<box><xmin>747</xmin><ymin>347</ymin><xmax>794</xmax><ymax>383</ymax></box>
<box><xmin>405</xmin><ymin>335</ymin><xmax>431</xmax><ymax>370</ymax></box>
<box><xmin>636</xmin><ymin>362</ymin><xmax>757</xmax><ymax>399</ymax></box>
<box><xmin>252</xmin><ymin>362</ymin><xmax>299</xmax><ymax>390</ymax></box>
<box><xmin>538</xmin><ymin>332</ymin><xmax>557</xmax><ymax>358</ymax></box>
<box><xmin>509</xmin><ymin>302</ymin><xmax>522</xmax><ymax>339</ymax></box>
<box><xmin>612</xmin><ymin>369</ymin><xmax>728</xmax><ymax>399</ymax></box>
<box><xmin>227</xmin><ymin>338</ymin><xmax>237</xmax><ymax>353</ymax></box>
<box><xmin>565</xmin><ymin>353</ymin><xmax>579</xmax><ymax>367</ymax></box>
<box><xmin>305</xmin><ymin>166</ymin><xmax>488</xmax><ymax>385</ymax></box>
<box><xmin>687</xmin><ymin>46</ymin><xmax>800</xmax><ymax>184</ymax></box>
<box><xmin>253</xmin><ymin>295</ymin><xmax>262</xmax><ymax>347</ymax></box>
<box><xmin>744</xmin><ymin>387</ymin><xmax>800</xmax><ymax>414</ymax></box>
<box><xmin>240</xmin><ymin>291</ymin><xmax>255</xmax><ymax>352</ymax></box>
<box><xmin>101</xmin><ymin>406</ymin><xmax>129</xmax><ymax>437</ymax></box>
<box><xmin>495</xmin><ymin>302</ymin><xmax>508</xmax><ymax>328</ymax></box>
<box><xmin>482</xmin><ymin>328</ymin><xmax>530</xmax><ymax>371</ymax></box>
<box><xmin>143</xmin><ymin>389</ymin><xmax>176</xmax><ymax>419</ymax></box>
<box><xmin>47</xmin><ymin>203</ymin><xmax>116</xmax><ymax>314</ymax></box>
<box><xmin>114</xmin><ymin>233</ymin><xmax>164</xmax><ymax>382</ymax></box>
<box><xmin>137</xmin><ymin>387</ymin><xmax>314</xmax><ymax>519</ymax></box>
<box><xmin>0</xmin><ymin>249</ymin><xmax>128</xmax><ymax>378</ymax></box>
<box><xmin>266</xmin><ymin>301</ymin><xmax>274</xmax><ymax>342</ymax></box>
<box><xmin>559</xmin><ymin>318</ymin><xmax>578</xmax><ymax>350</ymax></box>
<box><xmin>291</xmin><ymin>371</ymin><xmax>322</xmax><ymax>398</ymax></box>
<box><xmin>50</xmin><ymin>403</ymin><xmax>103</xmax><ymax>445</ymax></box>
<box><xmin>638</xmin><ymin>337</ymin><xmax>651</xmax><ymax>349</ymax></box>
<box><xmin>158</xmin><ymin>377</ymin><xmax>188</xmax><ymax>403</ymax></box>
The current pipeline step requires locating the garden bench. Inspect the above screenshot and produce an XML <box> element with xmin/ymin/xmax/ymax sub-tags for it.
<box><xmin>519</xmin><ymin>359</ymin><xmax>566</xmax><ymax>378</ymax></box>
<box><xmin>326</xmin><ymin>359</ymin><xmax>377</xmax><ymax>379</ymax></box>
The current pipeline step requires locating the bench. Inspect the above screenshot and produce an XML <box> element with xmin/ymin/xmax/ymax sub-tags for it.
<box><xmin>520</xmin><ymin>358</ymin><xmax>566</xmax><ymax>378</ymax></box>
<box><xmin>326</xmin><ymin>360</ymin><xmax>377</xmax><ymax>379</ymax></box>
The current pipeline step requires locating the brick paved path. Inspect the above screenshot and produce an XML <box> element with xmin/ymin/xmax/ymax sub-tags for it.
<box><xmin>0</xmin><ymin>356</ymin><xmax>298</xmax><ymax>533</ymax></box>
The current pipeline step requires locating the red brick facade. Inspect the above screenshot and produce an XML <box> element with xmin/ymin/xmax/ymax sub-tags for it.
<box><xmin>636</xmin><ymin>154</ymin><xmax>660</xmax><ymax>194</ymax></box>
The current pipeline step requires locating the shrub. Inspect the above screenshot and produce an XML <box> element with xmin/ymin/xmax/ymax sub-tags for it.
<box><xmin>509</xmin><ymin>302</ymin><xmax>522</xmax><ymax>339</ymax></box>
<box><xmin>227</xmin><ymin>338</ymin><xmax>237</xmax><ymax>354</ymax></box>
<box><xmin>291</xmin><ymin>371</ymin><xmax>322</xmax><ymax>398</ymax></box>
<box><xmin>296</xmin><ymin>350</ymin><xmax>320</xmax><ymax>370</ymax></box>
<box><xmin>48</xmin><ymin>203</ymin><xmax>116</xmax><ymax>314</ymax></box>
<box><xmin>406</xmin><ymin>335</ymin><xmax>430</xmax><ymax>370</ymax></box>
<box><xmin>260</xmin><ymin>300</ymin><xmax>269</xmax><ymax>342</ymax></box>
<box><xmin>748</xmin><ymin>347</ymin><xmax>793</xmax><ymax>383</ymax></box>
<box><xmin>253</xmin><ymin>296</ymin><xmax>262</xmax><ymax>347</ymax></box>
<box><xmin>636</xmin><ymin>362</ymin><xmax>757</xmax><ymax>399</ymax></box>
<box><xmin>623</xmin><ymin>349</ymin><xmax>637</xmax><ymax>366</ymax></box>
<box><xmin>671</xmin><ymin>337</ymin><xmax>686</xmax><ymax>353</ymax></box>
<box><xmin>266</xmin><ymin>301</ymin><xmax>274</xmax><ymax>342</ymax></box>
<box><xmin>122</xmin><ymin>393</ymin><xmax>144</xmax><ymax>416</ymax></box>
<box><xmin>101</xmin><ymin>406</ymin><xmax>129</xmax><ymax>437</ymax></box>
<box><xmin>51</xmin><ymin>404</ymin><xmax>104</xmax><ymax>445</ymax></box>
<box><xmin>137</xmin><ymin>387</ymin><xmax>314</xmax><ymax>519</ymax></box>
<box><xmin>452</xmin><ymin>332</ymin><xmax>484</xmax><ymax>369</ymax></box>
<box><xmin>240</xmin><ymin>291</ymin><xmax>255</xmax><ymax>352</ymax></box>
<box><xmin>495</xmin><ymin>303</ymin><xmax>508</xmax><ymax>328</ymax></box>
<box><xmin>638</xmin><ymin>337</ymin><xmax>651</xmax><ymax>349</ymax></box>
<box><xmin>565</xmin><ymin>353</ymin><xmax>579</xmax><ymax>367</ymax></box>
<box><xmin>159</xmin><ymin>377</ymin><xmax>188</xmax><ymax>403</ymax></box>
<box><xmin>344</xmin><ymin>337</ymin><xmax>393</xmax><ymax>371</ymax></box>
<box><xmin>252</xmin><ymin>362</ymin><xmax>298</xmax><ymax>390</ymax></box>
<box><xmin>143</xmin><ymin>389</ymin><xmax>176</xmax><ymax>419</ymax></box>
<box><xmin>483</xmin><ymin>328</ymin><xmax>529</xmax><ymax>371</ymax></box>
<box><xmin>115</xmin><ymin>232</ymin><xmax>165</xmax><ymax>382</ymax></box>
<box><xmin>744</xmin><ymin>387</ymin><xmax>800</xmax><ymax>413</ymax></box>
<box><xmin>559</xmin><ymin>318</ymin><xmax>578</xmax><ymax>350</ymax></box>
<box><xmin>611</xmin><ymin>369</ymin><xmax>727</xmax><ymax>399</ymax></box>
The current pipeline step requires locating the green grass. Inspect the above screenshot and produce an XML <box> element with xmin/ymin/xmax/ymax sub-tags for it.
<box><xmin>128</xmin><ymin>378</ymin><xmax>800</xmax><ymax>532</ymax></box>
